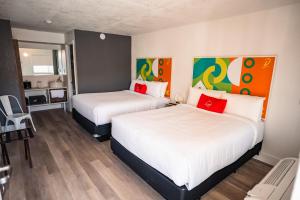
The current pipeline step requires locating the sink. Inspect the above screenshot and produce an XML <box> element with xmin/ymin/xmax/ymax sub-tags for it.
<box><xmin>49</xmin><ymin>81</ymin><xmax>63</xmax><ymax>88</ymax></box>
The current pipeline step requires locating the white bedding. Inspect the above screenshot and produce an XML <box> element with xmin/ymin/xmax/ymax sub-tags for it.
<box><xmin>111</xmin><ymin>104</ymin><xmax>264</xmax><ymax>190</ymax></box>
<box><xmin>72</xmin><ymin>90</ymin><xmax>169</xmax><ymax>125</ymax></box>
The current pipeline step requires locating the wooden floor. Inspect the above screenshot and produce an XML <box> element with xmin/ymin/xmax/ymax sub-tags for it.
<box><xmin>5</xmin><ymin>109</ymin><xmax>272</xmax><ymax>200</ymax></box>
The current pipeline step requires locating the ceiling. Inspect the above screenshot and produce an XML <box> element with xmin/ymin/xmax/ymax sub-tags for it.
<box><xmin>0</xmin><ymin>0</ymin><xmax>299</xmax><ymax>35</ymax></box>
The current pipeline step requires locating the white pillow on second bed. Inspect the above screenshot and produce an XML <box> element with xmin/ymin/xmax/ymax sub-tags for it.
<box><xmin>159</xmin><ymin>82</ymin><xmax>168</xmax><ymax>97</ymax></box>
<box><xmin>223</xmin><ymin>93</ymin><xmax>265</xmax><ymax>122</ymax></box>
<box><xmin>186</xmin><ymin>87</ymin><xmax>265</xmax><ymax>122</ymax></box>
<box><xmin>186</xmin><ymin>87</ymin><xmax>226</xmax><ymax>106</ymax></box>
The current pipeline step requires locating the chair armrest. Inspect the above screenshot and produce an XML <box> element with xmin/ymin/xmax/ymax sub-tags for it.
<box><xmin>0</xmin><ymin>166</ymin><xmax>10</xmax><ymax>173</ymax></box>
<box><xmin>0</xmin><ymin>175</ymin><xmax>10</xmax><ymax>185</ymax></box>
<box><xmin>0</xmin><ymin>165</ymin><xmax>11</xmax><ymax>195</ymax></box>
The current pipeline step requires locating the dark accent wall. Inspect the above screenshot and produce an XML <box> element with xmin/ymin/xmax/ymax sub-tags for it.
<box><xmin>0</xmin><ymin>19</ymin><xmax>24</xmax><ymax>124</ymax></box>
<box><xmin>74</xmin><ymin>30</ymin><xmax>131</xmax><ymax>93</ymax></box>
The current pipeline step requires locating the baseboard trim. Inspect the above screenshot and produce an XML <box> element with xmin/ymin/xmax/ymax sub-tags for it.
<box><xmin>29</xmin><ymin>104</ymin><xmax>62</xmax><ymax>112</ymax></box>
<box><xmin>254</xmin><ymin>151</ymin><xmax>280</xmax><ymax>166</ymax></box>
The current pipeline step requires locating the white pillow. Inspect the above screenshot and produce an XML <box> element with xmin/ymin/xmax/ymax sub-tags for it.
<box><xmin>145</xmin><ymin>81</ymin><xmax>163</xmax><ymax>98</ymax></box>
<box><xmin>187</xmin><ymin>87</ymin><xmax>226</xmax><ymax>106</ymax></box>
<box><xmin>223</xmin><ymin>93</ymin><xmax>265</xmax><ymax>122</ymax></box>
<box><xmin>159</xmin><ymin>82</ymin><xmax>168</xmax><ymax>97</ymax></box>
<box><xmin>129</xmin><ymin>79</ymin><xmax>145</xmax><ymax>91</ymax></box>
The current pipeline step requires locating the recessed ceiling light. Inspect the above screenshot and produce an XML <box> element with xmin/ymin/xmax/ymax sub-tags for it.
<box><xmin>23</xmin><ymin>52</ymin><xmax>29</xmax><ymax>57</ymax></box>
<box><xmin>45</xmin><ymin>19</ymin><xmax>52</xmax><ymax>24</ymax></box>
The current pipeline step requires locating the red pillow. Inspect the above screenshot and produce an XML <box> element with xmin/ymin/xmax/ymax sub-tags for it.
<box><xmin>134</xmin><ymin>83</ymin><xmax>147</xmax><ymax>94</ymax></box>
<box><xmin>197</xmin><ymin>94</ymin><xmax>227</xmax><ymax>113</ymax></box>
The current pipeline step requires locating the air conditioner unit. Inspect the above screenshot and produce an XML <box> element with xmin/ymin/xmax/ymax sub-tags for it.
<box><xmin>245</xmin><ymin>158</ymin><xmax>298</xmax><ymax>200</ymax></box>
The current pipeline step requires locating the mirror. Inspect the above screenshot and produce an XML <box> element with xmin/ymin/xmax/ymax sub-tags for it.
<box><xmin>19</xmin><ymin>43</ymin><xmax>67</xmax><ymax>76</ymax></box>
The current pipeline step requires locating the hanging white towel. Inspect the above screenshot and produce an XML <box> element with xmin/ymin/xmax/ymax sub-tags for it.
<box><xmin>50</xmin><ymin>90</ymin><xmax>64</xmax><ymax>98</ymax></box>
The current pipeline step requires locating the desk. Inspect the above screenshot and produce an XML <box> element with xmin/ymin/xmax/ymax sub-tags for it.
<box><xmin>24</xmin><ymin>87</ymin><xmax>67</xmax><ymax>112</ymax></box>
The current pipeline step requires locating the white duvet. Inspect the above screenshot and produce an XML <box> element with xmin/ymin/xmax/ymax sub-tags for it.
<box><xmin>72</xmin><ymin>90</ymin><xmax>169</xmax><ymax>125</ymax></box>
<box><xmin>112</xmin><ymin>104</ymin><xmax>264</xmax><ymax>190</ymax></box>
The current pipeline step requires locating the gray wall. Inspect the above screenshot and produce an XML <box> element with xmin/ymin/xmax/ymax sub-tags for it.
<box><xmin>0</xmin><ymin>19</ymin><xmax>23</xmax><ymax>124</ymax></box>
<box><xmin>74</xmin><ymin>30</ymin><xmax>131</xmax><ymax>93</ymax></box>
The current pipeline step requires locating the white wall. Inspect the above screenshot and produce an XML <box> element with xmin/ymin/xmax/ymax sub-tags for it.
<box><xmin>132</xmin><ymin>3</ymin><xmax>300</xmax><ymax>165</ymax></box>
<box><xmin>12</xmin><ymin>28</ymin><xmax>65</xmax><ymax>44</ymax></box>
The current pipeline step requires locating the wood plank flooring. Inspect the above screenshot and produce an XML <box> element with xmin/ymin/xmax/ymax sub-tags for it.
<box><xmin>5</xmin><ymin>109</ymin><xmax>272</xmax><ymax>200</ymax></box>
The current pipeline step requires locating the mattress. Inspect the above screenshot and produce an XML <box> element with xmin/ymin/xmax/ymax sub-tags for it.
<box><xmin>111</xmin><ymin>104</ymin><xmax>264</xmax><ymax>190</ymax></box>
<box><xmin>72</xmin><ymin>90</ymin><xmax>169</xmax><ymax>125</ymax></box>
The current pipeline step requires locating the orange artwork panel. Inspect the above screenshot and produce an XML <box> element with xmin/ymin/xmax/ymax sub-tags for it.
<box><xmin>231</xmin><ymin>57</ymin><xmax>275</xmax><ymax>118</ymax></box>
<box><xmin>193</xmin><ymin>56</ymin><xmax>276</xmax><ymax>119</ymax></box>
<box><xmin>136</xmin><ymin>58</ymin><xmax>172</xmax><ymax>97</ymax></box>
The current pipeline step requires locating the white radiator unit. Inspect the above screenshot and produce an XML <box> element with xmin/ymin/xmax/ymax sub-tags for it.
<box><xmin>245</xmin><ymin>158</ymin><xmax>298</xmax><ymax>200</ymax></box>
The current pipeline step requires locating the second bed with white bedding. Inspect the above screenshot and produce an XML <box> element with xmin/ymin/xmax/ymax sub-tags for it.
<box><xmin>112</xmin><ymin>104</ymin><xmax>264</xmax><ymax>190</ymax></box>
<box><xmin>72</xmin><ymin>90</ymin><xmax>169</xmax><ymax>125</ymax></box>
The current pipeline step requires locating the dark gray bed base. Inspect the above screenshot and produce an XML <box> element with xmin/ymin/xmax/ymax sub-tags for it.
<box><xmin>111</xmin><ymin>137</ymin><xmax>262</xmax><ymax>200</ymax></box>
<box><xmin>72</xmin><ymin>108</ymin><xmax>111</xmax><ymax>142</ymax></box>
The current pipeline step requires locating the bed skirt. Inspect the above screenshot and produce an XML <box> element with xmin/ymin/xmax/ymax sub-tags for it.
<box><xmin>72</xmin><ymin>108</ymin><xmax>111</xmax><ymax>142</ymax></box>
<box><xmin>111</xmin><ymin>137</ymin><xmax>262</xmax><ymax>200</ymax></box>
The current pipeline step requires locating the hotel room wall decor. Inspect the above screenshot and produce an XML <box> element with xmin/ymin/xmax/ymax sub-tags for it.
<box><xmin>192</xmin><ymin>56</ymin><xmax>276</xmax><ymax>118</ymax></box>
<box><xmin>136</xmin><ymin>58</ymin><xmax>172</xmax><ymax>97</ymax></box>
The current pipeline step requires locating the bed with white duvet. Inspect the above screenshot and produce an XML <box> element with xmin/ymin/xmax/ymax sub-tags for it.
<box><xmin>72</xmin><ymin>90</ymin><xmax>169</xmax><ymax>126</ymax></box>
<box><xmin>111</xmin><ymin>104</ymin><xmax>264</xmax><ymax>191</ymax></box>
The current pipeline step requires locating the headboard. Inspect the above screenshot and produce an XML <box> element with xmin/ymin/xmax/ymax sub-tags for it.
<box><xmin>136</xmin><ymin>58</ymin><xmax>172</xmax><ymax>97</ymax></box>
<box><xmin>192</xmin><ymin>56</ymin><xmax>276</xmax><ymax>119</ymax></box>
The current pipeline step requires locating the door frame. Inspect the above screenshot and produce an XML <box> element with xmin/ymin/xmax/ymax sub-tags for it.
<box><xmin>65</xmin><ymin>40</ymin><xmax>78</xmax><ymax>111</ymax></box>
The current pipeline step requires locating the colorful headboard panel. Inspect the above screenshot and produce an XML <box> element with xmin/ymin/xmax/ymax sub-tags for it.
<box><xmin>193</xmin><ymin>56</ymin><xmax>275</xmax><ymax>119</ymax></box>
<box><xmin>136</xmin><ymin>58</ymin><xmax>172</xmax><ymax>97</ymax></box>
